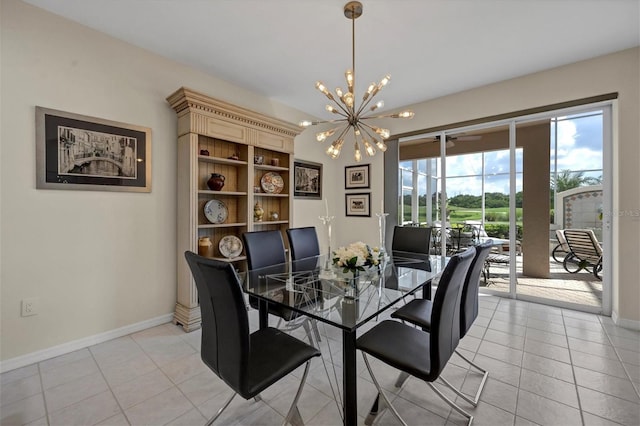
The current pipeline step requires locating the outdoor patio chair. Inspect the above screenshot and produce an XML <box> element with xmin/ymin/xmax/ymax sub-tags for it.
<box><xmin>552</xmin><ymin>229</ymin><xmax>571</xmax><ymax>263</ymax></box>
<box><xmin>562</xmin><ymin>229</ymin><xmax>603</xmax><ymax>280</ymax></box>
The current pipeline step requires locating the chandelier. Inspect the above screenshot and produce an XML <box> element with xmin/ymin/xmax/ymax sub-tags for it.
<box><xmin>299</xmin><ymin>1</ymin><xmax>414</xmax><ymax>162</ymax></box>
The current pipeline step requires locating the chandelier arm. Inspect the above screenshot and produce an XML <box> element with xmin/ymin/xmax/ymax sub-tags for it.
<box><xmin>354</xmin><ymin>89</ymin><xmax>382</xmax><ymax>117</ymax></box>
<box><xmin>331</xmin><ymin>97</ymin><xmax>354</xmax><ymax>117</ymax></box>
<box><xmin>359</xmin><ymin>124</ymin><xmax>381</xmax><ymax>144</ymax></box>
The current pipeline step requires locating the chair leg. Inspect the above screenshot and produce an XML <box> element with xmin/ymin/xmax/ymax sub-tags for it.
<box><xmin>205</xmin><ymin>391</ymin><xmax>236</xmax><ymax>426</ymax></box>
<box><xmin>427</xmin><ymin>382</ymin><xmax>473</xmax><ymax>426</ymax></box>
<box><xmin>283</xmin><ymin>361</ymin><xmax>312</xmax><ymax>426</ymax></box>
<box><xmin>362</xmin><ymin>354</ymin><xmax>408</xmax><ymax>426</ymax></box>
<box><xmin>311</xmin><ymin>320</ymin><xmax>322</xmax><ymax>343</ymax></box>
<box><xmin>394</xmin><ymin>371</ymin><xmax>410</xmax><ymax>388</ymax></box>
<box><xmin>453</xmin><ymin>349</ymin><xmax>489</xmax><ymax>406</ymax></box>
<box><xmin>301</xmin><ymin>320</ymin><xmax>315</xmax><ymax>346</ymax></box>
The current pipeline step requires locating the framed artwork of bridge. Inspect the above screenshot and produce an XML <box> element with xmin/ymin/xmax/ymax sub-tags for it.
<box><xmin>36</xmin><ymin>107</ymin><xmax>151</xmax><ymax>192</ymax></box>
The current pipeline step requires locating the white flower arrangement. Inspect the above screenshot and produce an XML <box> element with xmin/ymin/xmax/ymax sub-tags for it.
<box><xmin>332</xmin><ymin>241</ymin><xmax>382</xmax><ymax>274</ymax></box>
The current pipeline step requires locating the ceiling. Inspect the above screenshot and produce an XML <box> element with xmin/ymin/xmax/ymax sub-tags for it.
<box><xmin>23</xmin><ymin>0</ymin><xmax>640</xmax><ymax>120</ymax></box>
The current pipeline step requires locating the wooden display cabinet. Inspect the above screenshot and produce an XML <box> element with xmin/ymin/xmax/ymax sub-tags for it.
<box><xmin>167</xmin><ymin>87</ymin><xmax>299</xmax><ymax>331</ymax></box>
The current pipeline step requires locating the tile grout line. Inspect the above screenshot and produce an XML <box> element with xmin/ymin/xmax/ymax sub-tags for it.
<box><xmin>561</xmin><ymin>309</ymin><xmax>587</xmax><ymax>426</ymax></box>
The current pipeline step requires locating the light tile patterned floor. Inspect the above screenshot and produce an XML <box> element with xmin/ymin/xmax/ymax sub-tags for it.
<box><xmin>483</xmin><ymin>257</ymin><xmax>603</xmax><ymax>308</ymax></box>
<box><xmin>2</xmin><ymin>296</ymin><xmax>639</xmax><ymax>425</ymax></box>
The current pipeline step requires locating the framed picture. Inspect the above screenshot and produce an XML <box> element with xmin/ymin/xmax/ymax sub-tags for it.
<box><xmin>345</xmin><ymin>193</ymin><xmax>371</xmax><ymax>217</ymax></box>
<box><xmin>345</xmin><ymin>164</ymin><xmax>370</xmax><ymax>189</ymax></box>
<box><xmin>294</xmin><ymin>159</ymin><xmax>322</xmax><ymax>199</ymax></box>
<box><xmin>36</xmin><ymin>107</ymin><xmax>151</xmax><ymax>192</ymax></box>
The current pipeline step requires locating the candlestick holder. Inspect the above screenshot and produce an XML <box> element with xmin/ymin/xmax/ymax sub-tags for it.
<box><xmin>375</xmin><ymin>212</ymin><xmax>390</xmax><ymax>261</ymax></box>
<box><xmin>318</xmin><ymin>215</ymin><xmax>335</xmax><ymax>278</ymax></box>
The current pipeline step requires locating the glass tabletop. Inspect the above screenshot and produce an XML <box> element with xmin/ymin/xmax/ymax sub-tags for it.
<box><xmin>244</xmin><ymin>254</ymin><xmax>446</xmax><ymax>331</ymax></box>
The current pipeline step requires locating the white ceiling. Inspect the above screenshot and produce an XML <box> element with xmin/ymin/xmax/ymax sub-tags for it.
<box><xmin>23</xmin><ymin>0</ymin><xmax>640</xmax><ymax>119</ymax></box>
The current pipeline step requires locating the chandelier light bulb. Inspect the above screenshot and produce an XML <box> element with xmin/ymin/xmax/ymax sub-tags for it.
<box><xmin>326</xmin><ymin>138</ymin><xmax>344</xmax><ymax>159</ymax></box>
<box><xmin>316</xmin><ymin>128</ymin><xmax>337</xmax><ymax>142</ymax></box>
<box><xmin>396</xmin><ymin>110</ymin><xmax>415</xmax><ymax>119</ymax></box>
<box><xmin>370</xmin><ymin>100</ymin><xmax>384</xmax><ymax>112</ymax></box>
<box><xmin>375</xmin><ymin>139</ymin><xmax>388</xmax><ymax>152</ymax></box>
<box><xmin>354</xmin><ymin>141</ymin><xmax>362</xmax><ymax>162</ymax></box>
<box><xmin>299</xmin><ymin>120</ymin><xmax>314</xmax><ymax>127</ymax></box>
<box><xmin>345</xmin><ymin>70</ymin><xmax>354</xmax><ymax>92</ymax></box>
<box><xmin>343</xmin><ymin>92</ymin><xmax>354</xmax><ymax>108</ymax></box>
<box><xmin>363</xmin><ymin>138</ymin><xmax>376</xmax><ymax>156</ymax></box>
<box><xmin>335</xmin><ymin>88</ymin><xmax>344</xmax><ymax>98</ymax></box>
<box><xmin>373</xmin><ymin>127</ymin><xmax>390</xmax><ymax>139</ymax></box>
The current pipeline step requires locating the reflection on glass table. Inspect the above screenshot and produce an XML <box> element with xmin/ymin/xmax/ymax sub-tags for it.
<box><xmin>244</xmin><ymin>254</ymin><xmax>446</xmax><ymax>426</ymax></box>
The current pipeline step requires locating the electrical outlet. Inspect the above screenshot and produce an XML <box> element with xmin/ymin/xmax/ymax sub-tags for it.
<box><xmin>21</xmin><ymin>298</ymin><xmax>38</xmax><ymax>317</ymax></box>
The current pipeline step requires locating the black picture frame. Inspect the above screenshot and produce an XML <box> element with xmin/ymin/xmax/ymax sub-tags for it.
<box><xmin>36</xmin><ymin>107</ymin><xmax>151</xmax><ymax>192</ymax></box>
<box><xmin>345</xmin><ymin>164</ymin><xmax>370</xmax><ymax>189</ymax></box>
<box><xmin>294</xmin><ymin>159</ymin><xmax>322</xmax><ymax>199</ymax></box>
<box><xmin>345</xmin><ymin>193</ymin><xmax>371</xmax><ymax>217</ymax></box>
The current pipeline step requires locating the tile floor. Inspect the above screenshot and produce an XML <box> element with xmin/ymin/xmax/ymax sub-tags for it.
<box><xmin>484</xmin><ymin>257</ymin><xmax>603</xmax><ymax>308</ymax></box>
<box><xmin>2</xmin><ymin>295</ymin><xmax>639</xmax><ymax>425</ymax></box>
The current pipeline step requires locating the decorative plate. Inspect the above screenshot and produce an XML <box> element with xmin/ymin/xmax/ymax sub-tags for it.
<box><xmin>219</xmin><ymin>235</ymin><xmax>243</xmax><ymax>259</ymax></box>
<box><xmin>260</xmin><ymin>172</ymin><xmax>284</xmax><ymax>194</ymax></box>
<box><xmin>204</xmin><ymin>199</ymin><xmax>228</xmax><ymax>224</ymax></box>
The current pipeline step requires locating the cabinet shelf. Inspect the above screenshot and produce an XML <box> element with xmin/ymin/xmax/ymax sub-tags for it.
<box><xmin>255</xmin><ymin>164</ymin><xmax>289</xmax><ymax>172</ymax></box>
<box><xmin>254</xmin><ymin>193</ymin><xmax>289</xmax><ymax>198</ymax></box>
<box><xmin>199</xmin><ymin>222</ymin><xmax>247</xmax><ymax>229</ymax></box>
<box><xmin>199</xmin><ymin>155</ymin><xmax>248</xmax><ymax>166</ymax></box>
<box><xmin>254</xmin><ymin>220</ymin><xmax>289</xmax><ymax>226</ymax></box>
<box><xmin>211</xmin><ymin>255</ymin><xmax>247</xmax><ymax>263</ymax></box>
<box><xmin>199</xmin><ymin>190</ymin><xmax>247</xmax><ymax>196</ymax></box>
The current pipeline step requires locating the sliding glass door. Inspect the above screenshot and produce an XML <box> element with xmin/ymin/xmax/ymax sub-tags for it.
<box><xmin>396</xmin><ymin>102</ymin><xmax>612</xmax><ymax>314</ymax></box>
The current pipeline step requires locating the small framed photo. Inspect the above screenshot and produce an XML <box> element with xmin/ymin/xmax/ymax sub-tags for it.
<box><xmin>345</xmin><ymin>164</ymin><xmax>370</xmax><ymax>189</ymax></box>
<box><xmin>294</xmin><ymin>159</ymin><xmax>322</xmax><ymax>199</ymax></box>
<box><xmin>36</xmin><ymin>107</ymin><xmax>151</xmax><ymax>192</ymax></box>
<box><xmin>345</xmin><ymin>193</ymin><xmax>371</xmax><ymax>217</ymax></box>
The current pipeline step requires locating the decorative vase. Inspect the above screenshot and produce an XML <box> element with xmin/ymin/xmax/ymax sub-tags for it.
<box><xmin>254</xmin><ymin>202</ymin><xmax>264</xmax><ymax>221</ymax></box>
<box><xmin>207</xmin><ymin>173</ymin><xmax>225</xmax><ymax>191</ymax></box>
<box><xmin>198</xmin><ymin>237</ymin><xmax>213</xmax><ymax>257</ymax></box>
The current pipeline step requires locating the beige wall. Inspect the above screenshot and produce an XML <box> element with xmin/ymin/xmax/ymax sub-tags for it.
<box><xmin>0</xmin><ymin>0</ymin><xmax>323</xmax><ymax>365</ymax></box>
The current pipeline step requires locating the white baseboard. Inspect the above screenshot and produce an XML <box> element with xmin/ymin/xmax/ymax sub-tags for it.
<box><xmin>0</xmin><ymin>313</ymin><xmax>174</xmax><ymax>373</ymax></box>
<box><xmin>612</xmin><ymin>310</ymin><xmax>640</xmax><ymax>331</ymax></box>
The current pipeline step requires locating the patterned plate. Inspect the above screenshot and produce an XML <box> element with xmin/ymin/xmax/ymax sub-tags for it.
<box><xmin>260</xmin><ymin>172</ymin><xmax>284</xmax><ymax>194</ymax></box>
<box><xmin>219</xmin><ymin>235</ymin><xmax>243</xmax><ymax>258</ymax></box>
<box><xmin>203</xmin><ymin>199</ymin><xmax>228</xmax><ymax>224</ymax></box>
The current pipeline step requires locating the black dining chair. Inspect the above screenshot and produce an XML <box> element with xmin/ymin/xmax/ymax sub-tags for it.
<box><xmin>391</xmin><ymin>241</ymin><xmax>494</xmax><ymax>405</ymax></box>
<box><xmin>357</xmin><ymin>247</ymin><xmax>476</xmax><ymax>426</ymax></box>
<box><xmin>391</xmin><ymin>225</ymin><xmax>432</xmax><ymax>271</ymax></box>
<box><xmin>243</xmin><ymin>230</ymin><xmax>320</xmax><ymax>344</ymax></box>
<box><xmin>286</xmin><ymin>226</ymin><xmax>320</xmax><ymax>261</ymax></box>
<box><xmin>184</xmin><ymin>252</ymin><xmax>320</xmax><ymax>425</ymax></box>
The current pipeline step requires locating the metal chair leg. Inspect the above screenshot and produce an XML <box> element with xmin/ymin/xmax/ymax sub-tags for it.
<box><xmin>311</xmin><ymin>320</ymin><xmax>322</xmax><ymax>343</ymax></box>
<box><xmin>362</xmin><ymin>354</ymin><xmax>408</xmax><ymax>426</ymax></box>
<box><xmin>205</xmin><ymin>391</ymin><xmax>236</xmax><ymax>426</ymax></box>
<box><xmin>394</xmin><ymin>371</ymin><xmax>410</xmax><ymax>388</ymax></box>
<box><xmin>453</xmin><ymin>349</ymin><xmax>489</xmax><ymax>406</ymax></box>
<box><xmin>427</xmin><ymin>382</ymin><xmax>473</xmax><ymax>426</ymax></box>
<box><xmin>283</xmin><ymin>361</ymin><xmax>312</xmax><ymax>426</ymax></box>
<box><xmin>364</xmin><ymin>393</ymin><xmax>386</xmax><ymax>426</ymax></box>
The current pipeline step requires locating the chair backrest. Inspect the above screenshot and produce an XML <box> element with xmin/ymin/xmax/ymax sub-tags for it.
<box><xmin>286</xmin><ymin>227</ymin><xmax>320</xmax><ymax>261</ymax></box>
<box><xmin>563</xmin><ymin>229</ymin><xmax>603</xmax><ymax>263</ymax></box>
<box><xmin>392</xmin><ymin>226</ymin><xmax>432</xmax><ymax>254</ymax></box>
<box><xmin>243</xmin><ymin>230</ymin><xmax>287</xmax><ymax>270</ymax></box>
<box><xmin>184</xmin><ymin>251</ymin><xmax>249</xmax><ymax>393</ymax></box>
<box><xmin>460</xmin><ymin>240</ymin><xmax>494</xmax><ymax>338</ymax></box>
<box><xmin>555</xmin><ymin>229</ymin><xmax>570</xmax><ymax>251</ymax></box>
<box><xmin>391</xmin><ymin>226</ymin><xmax>432</xmax><ymax>270</ymax></box>
<box><xmin>428</xmin><ymin>247</ymin><xmax>475</xmax><ymax>381</ymax></box>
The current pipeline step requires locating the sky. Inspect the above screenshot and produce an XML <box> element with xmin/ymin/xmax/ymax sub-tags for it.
<box><xmin>401</xmin><ymin>112</ymin><xmax>603</xmax><ymax>197</ymax></box>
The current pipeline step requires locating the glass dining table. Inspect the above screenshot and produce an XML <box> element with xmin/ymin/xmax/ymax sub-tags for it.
<box><xmin>244</xmin><ymin>254</ymin><xmax>446</xmax><ymax>426</ymax></box>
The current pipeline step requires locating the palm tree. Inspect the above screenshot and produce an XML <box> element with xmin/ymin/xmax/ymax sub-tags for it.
<box><xmin>551</xmin><ymin>169</ymin><xmax>601</xmax><ymax>193</ymax></box>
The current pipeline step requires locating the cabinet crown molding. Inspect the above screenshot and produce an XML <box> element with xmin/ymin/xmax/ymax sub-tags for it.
<box><xmin>167</xmin><ymin>87</ymin><xmax>301</xmax><ymax>138</ymax></box>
